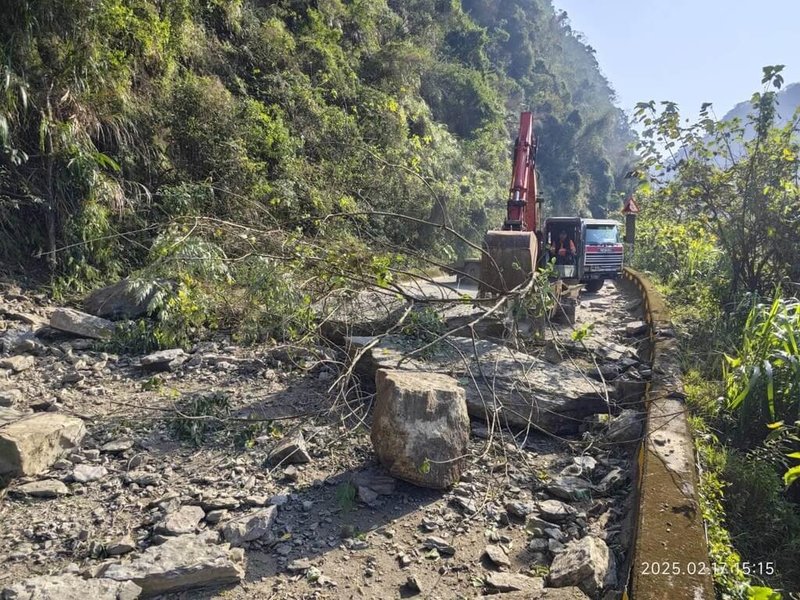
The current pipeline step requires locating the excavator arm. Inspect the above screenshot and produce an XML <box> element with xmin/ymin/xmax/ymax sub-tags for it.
<box><xmin>479</xmin><ymin>111</ymin><xmax>540</xmax><ymax>295</ymax></box>
<box><xmin>503</xmin><ymin>111</ymin><xmax>538</xmax><ymax>233</ymax></box>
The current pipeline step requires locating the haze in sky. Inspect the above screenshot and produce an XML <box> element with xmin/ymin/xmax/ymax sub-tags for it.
<box><xmin>552</xmin><ymin>0</ymin><xmax>797</xmax><ymax>120</ymax></box>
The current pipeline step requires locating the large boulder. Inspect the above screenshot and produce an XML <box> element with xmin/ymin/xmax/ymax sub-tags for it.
<box><xmin>50</xmin><ymin>308</ymin><xmax>114</xmax><ymax>340</ymax></box>
<box><xmin>1</xmin><ymin>574</ymin><xmax>141</xmax><ymax>600</ymax></box>
<box><xmin>371</xmin><ymin>369</ymin><xmax>469</xmax><ymax>489</ymax></box>
<box><xmin>348</xmin><ymin>336</ymin><xmax>606</xmax><ymax>434</ymax></box>
<box><xmin>548</xmin><ymin>536</ymin><xmax>617</xmax><ymax>597</ymax></box>
<box><xmin>84</xmin><ymin>279</ymin><xmax>170</xmax><ymax>320</ymax></box>
<box><xmin>100</xmin><ymin>533</ymin><xmax>244</xmax><ymax>598</ymax></box>
<box><xmin>0</xmin><ymin>413</ymin><xmax>86</xmax><ymax>476</ymax></box>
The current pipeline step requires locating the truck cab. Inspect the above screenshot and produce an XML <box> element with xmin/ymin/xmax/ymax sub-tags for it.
<box><xmin>541</xmin><ymin>217</ymin><xmax>624</xmax><ymax>292</ymax></box>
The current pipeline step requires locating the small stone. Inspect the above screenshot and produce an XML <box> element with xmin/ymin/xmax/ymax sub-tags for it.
<box><xmin>537</xmin><ymin>500</ymin><xmax>578</xmax><ymax>523</ymax></box>
<box><xmin>594</xmin><ymin>467</ymin><xmax>626</xmax><ymax>495</ymax></box>
<box><xmin>0</xmin><ymin>388</ymin><xmax>23</xmax><ymax>406</ymax></box>
<box><xmin>83</xmin><ymin>449</ymin><xmax>100</xmax><ymax>460</ymax></box>
<box><xmin>140</xmin><ymin>349</ymin><xmax>187</xmax><ymax>371</ymax></box>
<box><xmin>222</xmin><ymin>506</ymin><xmax>278</xmax><ymax>547</ymax></box>
<box><xmin>546</xmin><ymin>476</ymin><xmax>593</xmax><ymax>501</ymax></box>
<box><xmin>548</xmin><ymin>536</ymin><xmax>617</xmax><ymax>596</ymax></box>
<box><xmin>269</xmin><ymin>493</ymin><xmax>289</xmax><ymax>507</ymax></box>
<box><xmin>158</xmin><ymin>505</ymin><xmax>205</xmax><ymax>536</ymax></box>
<box><xmin>15</xmin><ymin>479</ymin><xmax>70</xmax><ymax>498</ymax></box>
<box><xmin>205</xmin><ymin>509</ymin><xmax>227</xmax><ymax>524</ymax></box>
<box><xmin>0</xmin><ymin>355</ymin><xmax>35</xmax><ymax>372</ymax></box>
<box><xmin>267</xmin><ymin>433</ymin><xmax>311</xmax><ymax>465</ymax></box>
<box><xmin>73</xmin><ymin>464</ymin><xmax>108</xmax><ymax>483</ymax></box>
<box><xmin>423</xmin><ymin>536</ymin><xmax>455</xmax><ymax>556</ymax></box>
<box><xmin>528</xmin><ymin>538</ymin><xmax>549</xmax><ymax>552</ymax></box>
<box><xmin>625</xmin><ymin>321</ymin><xmax>648</xmax><ymax>336</ymax></box>
<box><xmin>485</xmin><ymin>572</ymin><xmax>544</xmax><ymax>593</ymax></box>
<box><xmin>506</xmin><ymin>501</ymin><xmax>535</xmax><ymax>519</ymax></box>
<box><xmin>287</xmin><ymin>558</ymin><xmax>312</xmax><ymax>572</ymax></box>
<box><xmin>50</xmin><ymin>308</ymin><xmax>113</xmax><ymax>339</ymax></box>
<box><xmin>107</xmin><ymin>536</ymin><xmax>136</xmax><ymax>555</ymax></box>
<box><xmin>101</xmin><ymin>438</ymin><xmax>135</xmax><ymax>453</ymax></box>
<box><xmin>404</xmin><ymin>575</ymin><xmax>422</xmax><ymax>594</ymax></box>
<box><xmin>0</xmin><ymin>413</ymin><xmax>86</xmax><ymax>477</ymax></box>
<box><xmin>483</xmin><ymin>544</ymin><xmax>511</xmax><ymax>569</ymax></box>
<box><xmin>282</xmin><ymin>465</ymin><xmax>298</xmax><ymax>481</ymax></box>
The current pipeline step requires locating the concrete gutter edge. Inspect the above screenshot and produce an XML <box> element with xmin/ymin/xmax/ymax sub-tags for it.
<box><xmin>622</xmin><ymin>267</ymin><xmax>714</xmax><ymax>600</ymax></box>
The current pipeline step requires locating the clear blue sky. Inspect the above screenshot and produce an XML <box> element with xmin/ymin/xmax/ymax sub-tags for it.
<box><xmin>552</xmin><ymin>0</ymin><xmax>798</xmax><ymax>119</ymax></box>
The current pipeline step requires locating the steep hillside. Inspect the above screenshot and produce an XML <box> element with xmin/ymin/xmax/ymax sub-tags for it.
<box><xmin>0</xmin><ymin>0</ymin><xmax>635</xmax><ymax>292</ymax></box>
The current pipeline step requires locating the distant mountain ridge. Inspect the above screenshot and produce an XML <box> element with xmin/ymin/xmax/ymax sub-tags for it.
<box><xmin>719</xmin><ymin>82</ymin><xmax>800</xmax><ymax>127</ymax></box>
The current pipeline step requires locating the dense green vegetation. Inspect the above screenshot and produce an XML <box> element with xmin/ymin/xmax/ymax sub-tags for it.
<box><xmin>0</xmin><ymin>0</ymin><xmax>634</xmax><ymax>308</ymax></box>
<box><xmin>632</xmin><ymin>67</ymin><xmax>800</xmax><ymax>598</ymax></box>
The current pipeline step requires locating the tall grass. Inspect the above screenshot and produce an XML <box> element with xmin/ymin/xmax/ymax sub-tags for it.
<box><xmin>724</xmin><ymin>294</ymin><xmax>800</xmax><ymax>445</ymax></box>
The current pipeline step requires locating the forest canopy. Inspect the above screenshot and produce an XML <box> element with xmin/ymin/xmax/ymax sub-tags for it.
<box><xmin>0</xmin><ymin>0</ymin><xmax>635</xmax><ymax>285</ymax></box>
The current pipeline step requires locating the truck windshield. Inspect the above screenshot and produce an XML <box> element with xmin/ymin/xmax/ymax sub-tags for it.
<box><xmin>585</xmin><ymin>226</ymin><xmax>619</xmax><ymax>244</ymax></box>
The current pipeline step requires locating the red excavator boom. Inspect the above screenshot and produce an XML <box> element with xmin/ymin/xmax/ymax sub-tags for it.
<box><xmin>479</xmin><ymin>111</ymin><xmax>540</xmax><ymax>295</ymax></box>
<box><xmin>503</xmin><ymin>111</ymin><xmax>538</xmax><ymax>233</ymax></box>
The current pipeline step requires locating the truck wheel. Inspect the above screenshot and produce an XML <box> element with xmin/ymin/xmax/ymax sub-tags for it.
<box><xmin>584</xmin><ymin>279</ymin><xmax>604</xmax><ymax>293</ymax></box>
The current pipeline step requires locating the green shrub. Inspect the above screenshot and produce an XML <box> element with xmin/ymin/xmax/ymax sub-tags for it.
<box><xmin>169</xmin><ymin>391</ymin><xmax>231</xmax><ymax>446</ymax></box>
<box><xmin>723</xmin><ymin>452</ymin><xmax>800</xmax><ymax>591</ymax></box>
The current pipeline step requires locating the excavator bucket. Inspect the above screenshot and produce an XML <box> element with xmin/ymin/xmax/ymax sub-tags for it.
<box><xmin>479</xmin><ymin>230</ymin><xmax>538</xmax><ymax>296</ymax></box>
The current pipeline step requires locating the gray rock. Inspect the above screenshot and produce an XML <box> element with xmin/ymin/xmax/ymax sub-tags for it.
<box><xmin>0</xmin><ymin>406</ymin><xmax>32</xmax><ymax>427</ymax></box>
<box><xmin>0</xmin><ymin>388</ymin><xmax>23</xmax><ymax>407</ymax></box>
<box><xmin>548</xmin><ymin>536</ymin><xmax>617</xmax><ymax>596</ymax></box>
<box><xmin>404</xmin><ymin>575</ymin><xmax>423</xmax><ymax>594</ymax></box>
<box><xmin>594</xmin><ymin>467</ymin><xmax>626</xmax><ymax>495</ymax></box>
<box><xmin>50</xmin><ymin>308</ymin><xmax>114</xmax><ymax>340</ymax></box>
<box><xmin>352</xmin><ymin>468</ymin><xmax>396</xmax><ymax>506</ymax></box>
<box><xmin>287</xmin><ymin>558</ymin><xmax>312</xmax><ymax>572</ymax></box>
<box><xmin>604</xmin><ymin>409</ymin><xmax>644</xmax><ymax>445</ymax></box>
<box><xmin>528</xmin><ymin>538</ymin><xmax>549</xmax><ymax>552</ymax></box>
<box><xmin>1</xmin><ymin>574</ymin><xmax>141</xmax><ymax>600</ymax></box>
<box><xmin>0</xmin><ymin>413</ymin><xmax>86</xmax><ymax>476</ymax></box>
<box><xmin>484</xmin><ymin>572</ymin><xmax>544</xmax><ymax>593</ymax></box>
<box><xmin>625</xmin><ymin>320</ymin><xmax>649</xmax><ymax>336</ymax></box>
<box><xmin>140</xmin><ymin>349</ymin><xmax>186</xmax><ymax>372</ymax></box>
<box><xmin>483</xmin><ymin>544</ymin><xmax>511</xmax><ymax>569</ymax></box>
<box><xmin>422</xmin><ymin>536</ymin><xmax>455</xmax><ymax>556</ymax></box>
<box><xmin>349</xmin><ymin>336</ymin><xmax>607</xmax><ymax>434</ymax></box>
<box><xmin>100</xmin><ymin>439</ymin><xmax>135</xmax><ymax>454</ymax></box>
<box><xmin>266</xmin><ymin>433</ymin><xmax>310</xmax><ymax>465</ymax></box>
<box><xmin>506</xmin><ymin>501</ymin><xmax>535</xmax><ymax>519</ymax></box>
<box><xmin>101</xmin><ymin>532</ymin><xmax>244</xmax><ymax>597</ymax></box>
<box><xmin>546</xmin><ymin>476</ymin><xmax>593</xmax><ymax>501</ymax></box>
<box><xmin>571</xmin><ymin>456</ymin><xmax>597</xmax><ymax>475</ymax></box>
<box><xmin>15</xmin><ymin>478</ymin><xmax>70</xmax><ymax>498</ymax></box>
<box><xmin>158</xmin><ymin>505</ymin><xmax>205</xmax><ymax>536</ymax></box>
<box><xmin>371</xmin><ymin>370</ymin><xmax>469</xmax><ymax>489</ymax></box>
<box><xmin>205</xmin><ymin>509</ymin><xmax>227</xmax><ymax>524</ymax></box>
<box><xmin>222</xmin><ymin>506</ymin><xmax>277</xmax><ymax>546</ymax></box>
<box><xmin>73</xmin><ymin>464</ymin><xmax>108</xmax><ymax>483</ymax></box>
<box><xmin>84</xmin><ymin>279</ymin><xmax>170</xmax><ymax>320</ymax></box>
<box><xmin>107</xmin><ymin>536</ymin><xmax>137</xmax><ymax>556</ymax></box>
<box><xmin>537</xmin><ymin>588</ymin><xmax>591</xmax><ymax>599</ymax></box>
<box><xmin>0</xmin><ymin>355</ymin><xmax>34</xmax><ymax>373</ymax></box>
<box><xmin>537</xmin><ymin>500</ymin><xmax>578</xmax><ymax>523</ymax></box>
